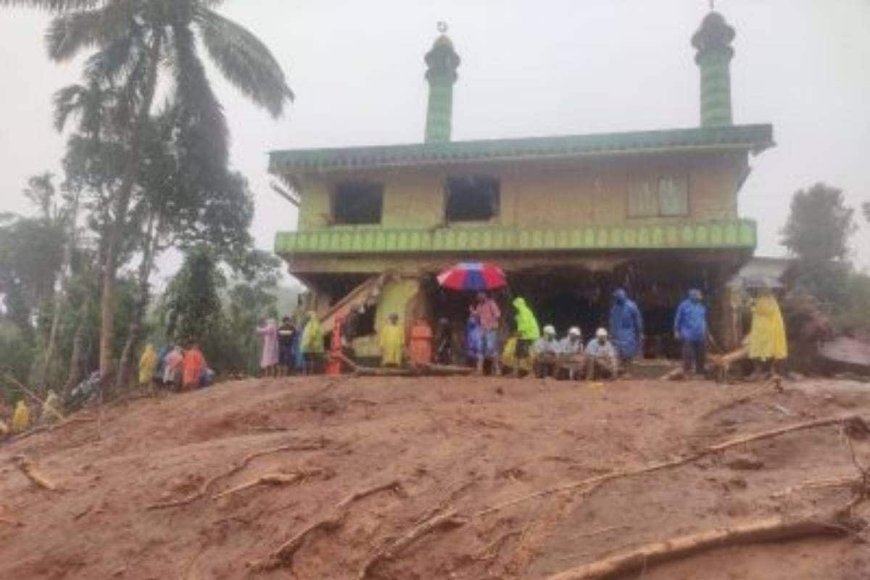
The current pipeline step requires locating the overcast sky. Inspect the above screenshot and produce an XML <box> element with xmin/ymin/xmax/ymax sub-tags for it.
<box><xmin>1</xmin><ymin>0</ymin><xmax>868</xmax><ymax>281</ymax></box>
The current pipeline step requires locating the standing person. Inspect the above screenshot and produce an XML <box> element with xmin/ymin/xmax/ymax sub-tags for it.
<box><xmin>138</xmin><ymin>344</ymin><xmax>158</xmax><ymax>389</ymax></box>
<box><xmin>256</xmin><ymin>318</ymin><xmax>279</xmax><ymax>377</ymax></box>
<box><xmin>465</xmin><ymin>314</ymin><xmax>483</xmax><ymax>367</ymax></box>
<box><xmin>533</xmin><ymin>325</ymin><xmax>561</xmax><ymax>378</ymax></box>
<box><xmin>182</xmin><ymin>341</ymin><xmax>207</xmax><ymax>390</ymax></box>
<box><xmin>408</xmin><ymin>317</ymin><xmax>434</xmax><ymax>368</ymax></box>
<box><xmin>163</xmin><ymin>345</ymin><xmax>184</xmax><ymax>391</ymax></box>
<box><xmin>748</xmin><ymin>286</ymin><xmax>788</xmax><ymax>378</ymax></box>
<box><xmin>277</xmin><ymin>317</ymin><xmax>297</xmax><ymax>377</ymax></box>
<box><xmin>674</xmin><ymin>289</ymin><xmax>708</xmax><ymax>377</ymax></box>
<box><xmin>585</xmin><ymin>328</ymin><xmax>618</xmax><ymax>380</ymax></box>
<box><xmin>512</xmin><ymin>297</ymin><xmax>541</xmax><ymax>378</ymax></box>
<box><xmin>471</xmin><ymin>292</ymin><xmax>502</xmax><ymax>375</ymax></box>
<box><xmin>435</xmin><ymin>318</ymin><xmax>454</xmax><ymax>365</ymax></box>
<box><xmin>301</xmin><ymin>311</ymin><xmax>324</xmax><ymax>375</ymax></box>
<box><xmin>379</xmin><ymin>313</ymin><xmax>406</xmax><ymax>367</ymax></box>
<box><xmin>609</xmin><ymin>288</ymin><xmax>644</xmax><ymax>374</ymax></box>
<box><xmin>559</xmin><ymin>327</ymin><xmax>586</xmax><ymax>380</ymax></box>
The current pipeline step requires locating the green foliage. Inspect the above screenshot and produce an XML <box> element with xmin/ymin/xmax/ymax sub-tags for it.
<box><xmin>781</xmin><ymin>183</ymin><xmax>856</xmax><ymax>264</ymax></box>
<box><xmin>830</xmin><ymin>272</ymin><xmax>870</xmax><ymax>334</ymax></box>
<box><xmin>0</xmin><ymin>323</ymin><xmax>36</xmax><ymax>402</ymax></box>
<box><xmin>162</xmin><ymin>247</ymin><xmax>225</xmax><ymax>347</ymax></box>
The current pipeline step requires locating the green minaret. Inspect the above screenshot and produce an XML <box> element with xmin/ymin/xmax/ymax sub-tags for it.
<box><xmin>424</xmin><ymin>23</ymin><xmax>461</xmax><ymax>143</ymax></box>
<box><xmin>692</xmin><ymin>10</ymin><xmax>736</xmax><ymax>127</ymax></box>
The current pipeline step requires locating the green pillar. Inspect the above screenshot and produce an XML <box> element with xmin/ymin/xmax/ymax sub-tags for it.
<box><xmin>424</xmin><ymin>29</ymin><xmax>461</xmax><ymax>143</ymax></box>
<box><xmin>692</xmin><ymin>11</ymin><xmax>735</xmax><ymax>127</ymax></box>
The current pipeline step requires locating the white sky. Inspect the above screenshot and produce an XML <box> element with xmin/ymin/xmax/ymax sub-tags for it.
<box><xmin>1</xmin><ymin>0</ymin><xmax>868</xmax><ymax>280</ymax></box>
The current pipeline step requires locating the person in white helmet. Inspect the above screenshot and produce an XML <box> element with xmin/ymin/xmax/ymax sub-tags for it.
<box><xmin>585</xmin><ymin>327</ymin><xmax>618</xmax><ymax>380</ymax></box>
<box><xmin>558</xmin><ymin>327</ymin><xmax>586</xmax><ymax>380</ymax></box>
<box><xmin>533</xmin><ymin>324</ymin><xmax>561</xmax><ymax>378</ymax></box>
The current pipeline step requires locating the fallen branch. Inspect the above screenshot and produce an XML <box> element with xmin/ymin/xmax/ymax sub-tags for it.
<box><xmin>147</xmin><ymin>439</ymin><xmax>328</xmax><ymax>510</ymax></box>
<box><xmin>357</xmin><ymin>509</ymin><xmax>467</xmax><ymax>579</ymax></box>
<box><xmin>545</xmin><ymin>509</ymin><xmax>863</xmax><ymax>580</ymax></box>
<box><xmin>12</xmin><ymin>455</ymin><xmax>58</xmax><ymax>491</ymax></box>
<box><xmin>771</xmin><ymin>476</ymin><xmax>860</xmax><ymax>499</ymax></box>
<box><xmin>249</xmin><ymin>480</ymin><xmax>403</xmax><ymax>571</ymax></box>
<box><xmin>10</xmin><ymin>415</ymin><xmax>97</xmax><ymax>443</ymax></box>
<box><xmin>1</xmin><ymin>372</ymin><xmax>65</xmax><ymax>422</ymax></box>
<box><xmin>212</xmin><ymin>469</ymin><xmax>326</xmax><ymax>500</ymax></box>
<box><xmin>476</xmin><ymin>415</ymin><xmax>869</xmax><ymax>518</ymax></box>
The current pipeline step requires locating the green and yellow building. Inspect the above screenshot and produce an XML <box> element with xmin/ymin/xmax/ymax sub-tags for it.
<box><xmin>270</xmin><ymin>11</ymin><xmax>773</xmax><ymax>356</ymax></box>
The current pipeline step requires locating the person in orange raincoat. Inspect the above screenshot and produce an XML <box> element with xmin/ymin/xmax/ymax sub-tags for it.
<box><xmin>182</xmin><ymin>341</ymin><xmax>207</xmax><ymax>390</ymax></box>
<box><xmin>408</xmin><ymin>317</ymin><xmax>434</xmax><ymax>368</ymax></box>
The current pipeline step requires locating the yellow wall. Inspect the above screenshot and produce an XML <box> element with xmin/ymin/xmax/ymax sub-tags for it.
<box><xmin>295</xmin><ymin>152</ymin><xmax>746</xmax><ymax>232</ymax></box>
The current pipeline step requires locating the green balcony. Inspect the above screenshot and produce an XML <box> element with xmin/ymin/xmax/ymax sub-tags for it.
<box><xmin>275</xmin><ymin>219</ymin><xmax>756</xmax><ymax>256</ymax></box>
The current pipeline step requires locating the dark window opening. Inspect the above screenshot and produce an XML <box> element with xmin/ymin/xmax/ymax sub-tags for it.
<box><xmin>332</xmin><ymin>182</ymin><xmax>383</xmax><ymax>225</ymax></box>
<box><xmin>445</xmin><ymin>176</ymin><xmax>500</xmax><ymax>222</ymax></box>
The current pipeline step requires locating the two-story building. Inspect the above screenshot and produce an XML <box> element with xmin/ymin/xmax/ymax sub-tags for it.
<box><xmin>270</xmin><ymin>11</ymin><xmax>773</xmax><ymax>359</ymax></box>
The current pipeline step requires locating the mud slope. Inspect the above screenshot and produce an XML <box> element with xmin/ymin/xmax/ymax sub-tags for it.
<box><xmin>1</xmin><ymin>376</ymin><xmax>869</xmax><ymax>579</ymax></box>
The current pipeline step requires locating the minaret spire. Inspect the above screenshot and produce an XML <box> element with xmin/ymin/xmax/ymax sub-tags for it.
<box><xmin>424</xmin><ymin>23</ymin><xmax>461</xmax><ymax>143</ymax></box>
<box><xmin>692</xmin><ymin>9</ymin><xmax>735</xmax><ymax>127</ymax></box>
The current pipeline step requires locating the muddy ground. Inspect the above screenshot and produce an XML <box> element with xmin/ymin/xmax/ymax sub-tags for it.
<box><xmin>1</xmin><ymin>375</ymin><xmax>869</xmax><ymax>579</ymax></box>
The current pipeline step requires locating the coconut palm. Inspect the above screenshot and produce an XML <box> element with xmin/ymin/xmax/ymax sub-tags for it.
<box><xmin>4</xmin><ymin>0</ymin><xmax>293</xmax><ymax>381</ymax></box>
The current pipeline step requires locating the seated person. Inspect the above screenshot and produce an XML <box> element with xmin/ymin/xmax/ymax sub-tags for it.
<box><xmin>533</xmin><ymin>325</ymin><xmax>561</xmax><ymax>378</ymax></box>
<box><xmin>585</xmin><ymin>328</ymin><xmax>618</xmax><ymax>380</ymax></box>
<box><xmin>558</xmin><ymin>327</ymin><xmax>586</xmax><ymax>380</ymax></box>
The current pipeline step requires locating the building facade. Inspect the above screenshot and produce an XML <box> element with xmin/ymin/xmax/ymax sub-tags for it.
<box><xmin>271</xmin><ymin>11</ymin><xmax>773</xmax><ymax>358</ymax></box>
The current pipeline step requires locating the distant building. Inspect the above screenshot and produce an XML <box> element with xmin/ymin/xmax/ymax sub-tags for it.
<box><xmin>270</xmin><ymin>11</ymin><xmax>773</xmax><ymax>355</ymax></box>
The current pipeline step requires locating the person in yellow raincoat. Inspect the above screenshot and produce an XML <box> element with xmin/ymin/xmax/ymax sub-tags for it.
<box><xmin>379</xmin><ymin>313</ymin><xmax>405</xmax><ymax>367</ymax></box>
<box><xmin>12</xmin><ymin>400</ymin><xmax>31</xmax><ymax>433</ymax></box>
<box><xmin>301</xmin><ymin>311</ymin><xmax>324</xmax><ymax>375</ymax></box>
<box><xmin>749</xmin><ymin>287</ymin><xmax>788</xmax><ymax>377</ymax></box>
<box><xmin>138</xmin><ymin>344</ymin><xmax>158</xmax><ymax>387</ymax></box>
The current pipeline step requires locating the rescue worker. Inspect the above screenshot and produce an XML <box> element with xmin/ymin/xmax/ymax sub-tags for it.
<box><xmin>559</xmin><ymin>327</ymin><xmax>586</xmax><ymax>380</ymax></box>
<box><xmin>12</xmin><ymin>400</ymin><xmax>31</xmax><ymax>433</ymax></box>
<box><xmin>182</xmin><ymin>341</ymin><xmax>207</xmax><ymax>390</ymax></box>
<box><xmin>379</xmin><ymin>313</ymin><xmax>405</xmax><ymax>367</ymax></box>
<box><xmin>533</xmin><ymin>325</ymin><xmax>561</xmax><ymax>378</ymax></box>
<box><xmin>609</xmin><ymin>288</ymin><xmax>644</xmax><ymax>373</ymax></box>
<box><xmin>674</xmin><ymin>289</ymin><xmax>708</xmax><ymax>376</ymax></box>
<box><xmin>585</xmin><ymin>328</ymin><xmax>619</xmax><ymax>380</ymax></box>
<box><xmin>512</xmin><ymin>297</ymin><xmax>541</xmax><ymax>378</ymax></box>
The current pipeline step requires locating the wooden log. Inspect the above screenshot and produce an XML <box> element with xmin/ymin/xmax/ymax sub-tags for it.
<box><xmin>545</xmin><ymin>510</ymin><xmax>861</xmax><ymax>580</ymax></box>
<box><xmin>356</xmin><ymin>509</ymin><xmax>467</xmax><ymax>579</ymax></box>
<box><xmin>249</xmin><ymin>480</ymin><xmax>403</xmax><ymax>571</ymax></box>
<box><xmin>13</xmin><ymin>455</ymin><xmax>58</xmax><ymax>491</ymax></box>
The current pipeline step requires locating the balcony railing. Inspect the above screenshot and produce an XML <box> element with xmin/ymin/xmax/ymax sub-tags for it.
<box><xmin>275</xmin><ymin>219</ymin><xmax>756</xmax><ymax>255</ymax></box>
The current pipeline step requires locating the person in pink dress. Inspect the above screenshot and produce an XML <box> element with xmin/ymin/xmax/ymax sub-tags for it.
<box><xmin>256</xmin><ymin>319</ymin><xmax>280</xmax><ymax>377</ymax></box>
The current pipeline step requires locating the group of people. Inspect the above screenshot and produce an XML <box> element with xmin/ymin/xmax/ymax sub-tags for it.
<box><xmin>377</xmin><ymin>284</ymin><xmax>789</xmax><ymax>381</ymax></box>
<box><xmin>255</xmin><ymin>311</ymin><xmax>325</xmax><ymax>376</ymax></box>
<box><xmin>137</xmin><ymin>341</ymin><xmax>213</xmax><ymax>391</ymax></box>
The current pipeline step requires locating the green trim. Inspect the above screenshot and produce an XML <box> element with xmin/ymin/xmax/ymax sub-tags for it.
<box><xmin>275</xmin><ymin>220</ymin><xmax>757</xmax><ymax>255</ymax></box>
<box><xmin>270</xmin><ymin>125</ymin><xmax>773</xmax><ymax>174</ymax></box>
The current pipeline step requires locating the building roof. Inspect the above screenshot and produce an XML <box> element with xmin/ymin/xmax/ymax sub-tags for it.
<box><xmin>270</xmin><ymin>123</ymin><xmax>773</xmax><ymax>174</ymax></box>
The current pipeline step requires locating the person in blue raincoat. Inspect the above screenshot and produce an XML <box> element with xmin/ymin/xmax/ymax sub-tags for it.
<box><xmin>609</xmin><ymin>288</ymin><xmax>644</xmax><ymax>371</ymax></box>
<box><xmin>674</xmin><ymin>288</ymin><xmax>707</xmax><ymax>376</ymax></box>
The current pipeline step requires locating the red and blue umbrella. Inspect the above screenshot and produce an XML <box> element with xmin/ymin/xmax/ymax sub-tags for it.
<box><xmin>437</xmin><ymin>262</ymin><xmax>507</xmax><ymax>292</ymax></box>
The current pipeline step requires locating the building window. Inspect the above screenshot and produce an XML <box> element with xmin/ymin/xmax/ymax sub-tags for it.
<box><xmin>628</xmin><ymin>175</ymin><xmax>689</xmax><ymax>217</ymax></box>
<box><xmin>445</xmin><ymin>176</ymin><xmax>500</xmax><ymax>222</ymax></box>
<box><xmin>332</xmin><ymin>182</ymin><xmax>384</xmax><ymax>225</ymax></box>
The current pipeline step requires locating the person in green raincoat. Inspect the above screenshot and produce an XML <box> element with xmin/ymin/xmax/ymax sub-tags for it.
<box><xmin>512</xmin><ymin>297</ymin><xmax>540</xmax><ymax>378</ymax></box>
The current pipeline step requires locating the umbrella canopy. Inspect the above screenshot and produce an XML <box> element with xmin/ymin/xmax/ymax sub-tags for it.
<box><xmin>437</xmin><ymin>262</ymin><xmax>507</xmax><ymax>292</ymax></box>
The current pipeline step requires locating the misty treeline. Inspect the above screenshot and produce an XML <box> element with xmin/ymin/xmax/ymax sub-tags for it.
<box><xmin>780</xmin><ymin>183</ymin><xmax>870</xmax><ymax>340</ymax></box>
<box><xmin>0</xmin><ymin>0</ymin><xmax>295</xmax><ymax>401</ymax></box>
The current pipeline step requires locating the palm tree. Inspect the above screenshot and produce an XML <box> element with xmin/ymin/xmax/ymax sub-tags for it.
<box><xmin>4</xmin><ymin>0</ymin><xmax>293</xmax><ymax>382</ymax></box>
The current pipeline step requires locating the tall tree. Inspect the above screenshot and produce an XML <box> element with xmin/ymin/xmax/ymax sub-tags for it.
<box><xmin>5</xmin><ymin>0</ymin><xmax>293</xmax><ymax>383</ymax></box>
<box><xmin>781</xmin><ymin>183</ymin><xmax>856</xmax><ymax>264</ymax></box>
<box><xmin>782</xmin><ymin>183</ymin><xmax>857</xmax><ymax>309</ymax></box>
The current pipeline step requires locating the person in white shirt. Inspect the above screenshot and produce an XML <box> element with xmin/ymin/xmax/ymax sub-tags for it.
<box><xmin>533</xmin><ymin>325</ymin><xmax>561</xmax><ymax>378</ymax></box>
<box><xmin>559</xmin><ymin>327</ymin><xmax>586</xmax><ymax>380</ymax></box>
<box><xmin>585</xmin><ymin>328</ymin><xmax>618</xmax><ymax>380</ymax></box>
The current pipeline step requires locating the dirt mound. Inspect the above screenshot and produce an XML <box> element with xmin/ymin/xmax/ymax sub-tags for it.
<box><xmin>1</xmin><ymin>376</ymin><xmax>869</xmax><ymax>579</ymax></box>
